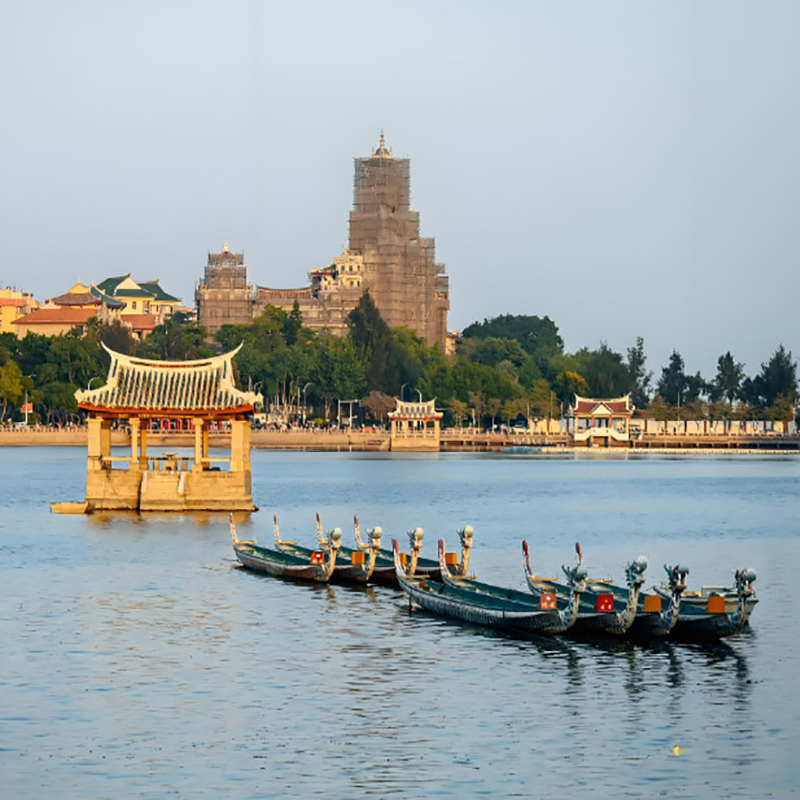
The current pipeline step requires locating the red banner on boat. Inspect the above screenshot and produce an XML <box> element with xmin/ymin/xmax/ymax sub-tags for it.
<box><xmin>310</xmin><ymin>551</ymin><xmax>325</xmax><ymax>564</ymax></box>
<box><xmin>596</xmin><ymin>593</ymin><xmax>614</xmax><ymax>611</ymax></box>
<box><xmin>539</xmin><ymin>593</ymin><xmax>557</xmax><ymax>610</ymax></box>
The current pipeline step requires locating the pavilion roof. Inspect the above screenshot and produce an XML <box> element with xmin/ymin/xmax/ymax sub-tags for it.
<box><xmin>75</xmin><ymin>344</ymin><xmax>263</xmax><ymax>417</ymax></box>
<box><xmin>388</xmin><ymin>399</ymin><xmax>442</xmax><ymax>420</ymax></box>
<box><xmin>570</xmin><ymin>394</ymin><xmax>633</xmax><ymax>416</ymax></box>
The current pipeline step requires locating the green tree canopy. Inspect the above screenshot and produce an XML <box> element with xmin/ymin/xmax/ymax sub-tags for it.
<box><xmin>461</xmin><ymin>314</ymin><xmax>563</xmax><ymax>376</ymax></box>
<box><xmin>626</xmin><ymin>336</ymin><xmax>652</xmax><ymax>409</ymax></box>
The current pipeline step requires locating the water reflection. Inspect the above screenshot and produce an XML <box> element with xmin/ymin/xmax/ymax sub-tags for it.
<box><xmin>0</xmin><ymin>449</ymin><xmax>793</xmax><ymax>797</ymax></box>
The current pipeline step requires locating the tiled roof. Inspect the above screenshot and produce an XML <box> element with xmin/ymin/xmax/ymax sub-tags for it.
<box><xmin>388</xmin><ymin>399</ymin><xmax>443</xmax><ymax>420</ymax></box>
<box><xmin>13</xmin><ymin>307</ymin><xmax>96</xmax><ymax>325</ymax></box>
<box><xmin>96</xmin><ymin>275</ymin><xmax>128</xmax><ymax>295</ymax></box>
<box><xmin>49</xmin><ymin>292</ymin><xmax>103</xmax><ymax>307</ymax></box>
<box><xmin>0</xmin><ymin>298</ymin><xmax>27</xmax><ymax>308</ymax></box>
<box><xmin>113</xmin><ymin>287</ymin><xmax>154</xmax><ymax>298</ymax></box>
<box><xmin>75</xmin><ymin>344</ymin><xmax>263</xmax><ymax>416</ymax></box>
<box><xmin>138</xmin><ymin>281</ymin><xmax>180</xmax><ymax>303</ymax></box>
<box><xmin>121</xmin><ymin>314</ymin><xmax>158</xmax><ymax>330</ymax></box>
<box><xmin>90</xmin><ymin>287</ymin><xmax>125</xmax><ymax>307</ymax></box>
<box><xmin>571</xmin><ymin>394</ymin><xmax>633</xmax><ymax>415</ymax></box>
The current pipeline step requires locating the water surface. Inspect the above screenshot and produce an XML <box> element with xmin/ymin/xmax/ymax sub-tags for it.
<box><xmin>1</xmin><ymin>448</ymin><xmax>798</xmax><ymax>797</ymax></box>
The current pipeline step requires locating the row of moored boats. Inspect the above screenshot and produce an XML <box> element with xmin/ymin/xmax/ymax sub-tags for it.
<box><xmin>229</xmin><ymin>514</ymin><xmax>757</xmax><ymax>640</ymax></box>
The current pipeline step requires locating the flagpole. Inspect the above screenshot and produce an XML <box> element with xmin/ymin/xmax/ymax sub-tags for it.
<box><xmin>24</xmin><ymin>391</ymin><xmax>28</xmax><ymax>425</ymax></box>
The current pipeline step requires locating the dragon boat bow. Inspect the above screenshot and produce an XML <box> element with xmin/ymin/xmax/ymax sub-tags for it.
<box><xmin>230</xmin><ymin>514</ymin><xmax>341</xmax><ymax>583</ymax></box>
<box><xmin>394</xmin><ymin>539</ymin><xmax>584</xmax><ymax>635</ymax></box>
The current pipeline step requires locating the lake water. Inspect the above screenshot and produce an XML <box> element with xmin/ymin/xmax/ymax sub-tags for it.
<box><xmin>1</xmin><ymin>447</ymin><xmax>799</xmax><ymax>798</ymax></box>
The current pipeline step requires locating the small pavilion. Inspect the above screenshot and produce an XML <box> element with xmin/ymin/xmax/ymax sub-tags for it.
<box><xmin>567</xmin><ymin>394</ymin><xmax>633</xmax><ymax>447</ymax></box>
<box><xmin>388</xmin><ymin>399</ymin><xmax>443</xmax><ymax>452</ymax></box>
<box><xmin>73</xmin><ymin>344</ymin><xmax>262</xmax><ymax>511</ymax></box>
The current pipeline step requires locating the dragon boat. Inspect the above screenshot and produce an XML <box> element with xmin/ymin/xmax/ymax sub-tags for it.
<box><xmin>353</xmin><ymin>516</ymin><xmax>473</xmax><ymax>584</ymax></box>
<box><xmin>523</xmin><ymin>542</ymin><xmax>651</xmax><ymax>636</ymax></box>
<box><xmin>654</xmin><ymin>567</ymin><xmax>757</xmax><ymax>638</ymax></box>
<box><xmin>394</xmin><ymin>538</ymin><xmax>586</xmax><ymax>635</ymax></box>
<box><xmin>230</xmin><ymin>514</ymin><xmax>342</xmax><ymax>583</ymax></box>
<box><xmin>273</xmin><ymin>514</ymin><xmax>383</xmax><ymax>584</ymax></box>
<box><xmin>628</xmin><ymin>563</ymin><xmax>689</xmax><ymax>637</ymax></box>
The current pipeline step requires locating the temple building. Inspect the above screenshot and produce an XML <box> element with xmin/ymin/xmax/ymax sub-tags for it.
<box><xmin>74</xmin><ymin>344</ymin><xmax>262</xmax><ymax>512</ymax></box>
<box><xmin>196</xmin><ymin>135</ymin><xmax>450</xmax><ymax>348</ymax></box>
<box><xmin>388</xmin><ymin>398</ymin><xmax>443</xmax><ymax>452</ymax></box>
<box><xmin>567</xmin><ymin>394</ymin><xmax>634</xmax><ymax>447</ymax></box>
<box><xmin>194</xmin><ymin>242</ymin><xmax>256</xmax><ymax>335</ymax></box>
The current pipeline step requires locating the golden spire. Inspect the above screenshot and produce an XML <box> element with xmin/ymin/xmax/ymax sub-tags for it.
<box><xmin>223</xmin><ymin>240</ymin><xmax>229</xmax><ymax>253</ymax></box>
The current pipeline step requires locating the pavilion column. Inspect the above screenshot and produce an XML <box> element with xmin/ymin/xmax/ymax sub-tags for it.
<box><xmin>230</xmin><ymin>420</ymin><xmax>250</xmax><ymax>473</ymax></box>
<box><xmin>139</xmin><ymin>422</ymin><xmax>149</xmax><ymax>469</ymax></box>
<box><xmin>192</xmin><ymin>418</ymin><xmax>204</xmax><ymax>472</ymax></box>
<box><xmin>202</xmin><ymin>423</ymin><xmax>210</xmax><ymax>461</ymax></box>
<box><xmin>87</xmin><ymin>417</ymin><xmax>111</xmax><ymax>471</ymax></box>
<box><xmin>129</xmin><ymin>418</ymin><xmax>141</xmax><ymax>470</ymax></box>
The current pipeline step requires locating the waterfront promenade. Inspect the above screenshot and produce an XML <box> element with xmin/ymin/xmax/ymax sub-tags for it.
<box><xmin>2</xmin><ymin>425</ymin><xmax>799</xmax><ymax>452</ymax></box>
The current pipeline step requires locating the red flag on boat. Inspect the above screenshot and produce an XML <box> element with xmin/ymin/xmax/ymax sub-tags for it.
<box><xmin>539</xmin><ymin>593</ymin><xmax>557</xmax><ymax>610</ymax></box>
<box><xmin>596</xmin><ymin>593</ymin><xmax>615</xmax><ymax>612</ymax></box>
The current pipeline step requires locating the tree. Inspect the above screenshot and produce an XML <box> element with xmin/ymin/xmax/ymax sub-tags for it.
<box><xmin>0</xmin><ymin>358</ymin><xmax>23</xmax><ymax>422</ymax></box>
<box><xmin>347</xmin><ymin>292</ymin><xmax>418</xmax><ymax>394</ymax></box>
<box><xmin>708</xmin><ymin>352</ymin><xmax>744</xmax><ymax>405</ymax></box>
<box><xmin>448</xmin><ymin>397</ymin><xmax>469</xmax><ymax>427</ymax></box>
<box><xmin>461</xmin><ymin>314</ymin><xmax>563</xmax><ymax>376</ymax></box>
<box><xmin>486</xmin><ymin>397</ymin><xmax>502</xmax><ymax>431</ymax></box>
<box><xmin>282</xmin><ymin>300</ymin><xmax>304</xmax><ymax>346</ymax></box>
<box><xmin>657</xmin><ymin>350</ymin><xmax>688</xmax><ymax>407</ymax></box>
<box><xmin>757</xmin><ymin>345</ymin><xmax>797</xmax><ymax>408</ymax></box>
<box><xmin>137</xmin><ymin>319</ymin><xmax>213</xmax><ymax>361</ymax></box>
<box><xmin>574</xmin><ymin>343</ymin><xmax>631</xmax><ymax>398</ymax></box>
<box><xmin>361</xmin><ymin>391</ymin><xmax>397</xmax><ymax>424</ymax></box>
<box><xmin>468</xmin><ymin>391</ymin><xmax>485</xmax><ymax>428</ymax></box>
<box><xmin>553</xmin><ymin>371</ymin><xmax>589</xmax><ymax>408</ymax></box>
<box><xmin>626</xmin><ymin>337</ymin><xmax>652</xmax><ymax>409</ymax></box>
<box><xmin>528</xmin><ymin>378</ymin><xmax>558</xmax><ymax>420</ymax></box>
<box><xmin>457</xmin><ymin>336</ymin><xmax>541</xmax><ymax>386</ymax></box>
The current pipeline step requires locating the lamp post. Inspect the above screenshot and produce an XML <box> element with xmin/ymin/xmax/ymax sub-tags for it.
<box><xmin>400</xmin><ymin>383</ymin><xmax>408</xmax><ymax>401</ymax></box>
<box><xmin>414</xmin><ymin>388</ymin><xmax>422</xmax><ymax>402</ymax></box>
<box><xmin>302</xmin><ymin>382</ymin><xmax>313</xmax><ymax>426</ymax></box>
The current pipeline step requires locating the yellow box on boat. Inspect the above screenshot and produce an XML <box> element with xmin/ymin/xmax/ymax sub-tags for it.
<box><xmin>707</xmin><ymin>595</ymin><xmax>726</xmax><ymax>614</ymax></box>
<box><xmin>643</xmin><ymin>594</ymin><xmax>662</xmax><ymax>612</ymax></box>
<box><xmin>351</xmin><ymin>550</ymin><xmax>365</xmax><ymax>565</ymax></box>
<box><xmin>445</xmin><ymin>552</ymin><xmax>458</xmax><ymax>565</ymax></box>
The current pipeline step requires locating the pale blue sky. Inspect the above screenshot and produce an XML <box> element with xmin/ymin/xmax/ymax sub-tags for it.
<box><xmin>2</xmin><ymin>1</ymin><xmax>798</xmax><ymax>379</ymax></box>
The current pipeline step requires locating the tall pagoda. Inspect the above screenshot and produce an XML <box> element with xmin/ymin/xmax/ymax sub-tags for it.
<box><xmin>74</xmin><ymin>344</ymin><xmax>262</xmax><ymax>512</ymax></box>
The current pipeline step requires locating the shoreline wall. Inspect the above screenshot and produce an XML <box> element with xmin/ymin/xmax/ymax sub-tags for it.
<box><xmin>1</xmin><ymin>427</ymin><xmax>798</xmax><ymax>452</ymax></box>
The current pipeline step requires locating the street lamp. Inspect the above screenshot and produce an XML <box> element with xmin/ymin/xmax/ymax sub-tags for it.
<box><xmin>400</xmin><ymin>383</ymin><xmax>408</xmax><ymax>401</ymax></box>
<box><xmin>302</xmin><ymin>382</ymin><xmax>313</xmax><ymax>425</ymax></box>
<box><xmin>414</xmin><ymin>388</ymin><xmax>422</xmax><ymax>402</ymax></box>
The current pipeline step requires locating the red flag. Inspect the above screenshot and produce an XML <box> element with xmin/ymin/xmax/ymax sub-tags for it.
<box><xmin>310</xmin><ymin>551</ymin><xmax>325</xmax><ymax>565</ymax></box>
<box><xmin>20</xmin><ymin>402</ymin><xmax>33</xmax><ymax>414</ymax></box>
<box><xmin>539</xmin><ymin>593</ymin><xmax>557</xmax><ymax>610</ymax></box>
<box><xmin>596</xmin><ymin>593</ymin><xmax>615</xmax><ymax>612</ymax></box>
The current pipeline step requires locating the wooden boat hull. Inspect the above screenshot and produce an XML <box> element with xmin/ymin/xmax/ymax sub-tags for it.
<box><xmin>668</xmin><ymin>608</ymin><xmax>748</xmax><ymax>638</ymax></box>
<box><xmin>528</xmin><ymin>578</ymin><xmax>638</xmax><ymax>636</ymax></box>
<box><xmin>277</xmin><ymin>541</ymin><xmax>375</xmax><ymax>584</ymax></box>
<box><xmin>233</xmin><ymin>543</ymin><xmax>331</xmax><ymax>583</ymax></box>
<box><xmin>398</xmin><ymin>573</ymin><xmax>566</xmax><ymax>634</ymax></box>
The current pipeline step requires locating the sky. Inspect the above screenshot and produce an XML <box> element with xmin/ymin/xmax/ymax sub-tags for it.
<box><xmin>2</xmin><ymin>1</ymin><xmax>798</xmax><ymax>379</ymax></box>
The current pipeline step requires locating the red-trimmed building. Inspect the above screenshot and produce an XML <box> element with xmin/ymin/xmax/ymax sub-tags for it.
<box><xmin>567</xmin><ymin>394</ymin><xmax>634</xmax><ymax>446</ymax></box>
<box><xmin>73</xmin><ymin>344</ymin><xmax>262</xmax><ymax>512</ymax></box>
<box><xmin>388</xmin><ymin>399</ymin><xmax>443</xmax><ymax>451</ymax></box>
